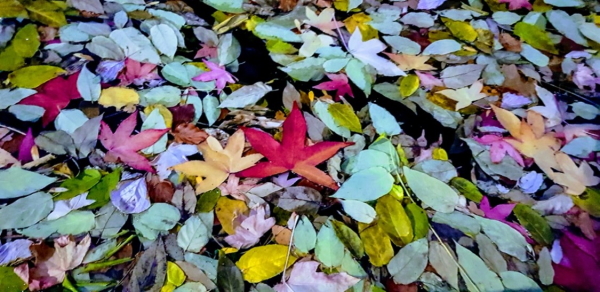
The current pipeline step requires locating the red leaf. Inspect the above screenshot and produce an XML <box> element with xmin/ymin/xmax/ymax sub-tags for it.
<box><xmin>99</xmin><ymin>112</ymin><xmax>168</xmax><ymax>172</ymax></box>
<box><xmin>18</xmin><ymin>72</ymin><xmax>81</xmax><ymax>126</ymax></box>
<box><xmin>237</xmin><ymin>102</ymin><xmax>352</xmax><ymax>190</ymax></box>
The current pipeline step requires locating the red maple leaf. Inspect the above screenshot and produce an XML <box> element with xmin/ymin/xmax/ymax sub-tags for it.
<box><xmin>18</xmin><ymin>72</ymin><xmax>81</xmax><ymax>126</ymax></box>
<box><xmin>236</xmin><ymin>102</ymin><xmax>352</xmax><ymax>190</ymax></box>
<box><xmin>99</xmin><ymin>112</ymin><xmax>168</xmax><ymax>173</ymax></box>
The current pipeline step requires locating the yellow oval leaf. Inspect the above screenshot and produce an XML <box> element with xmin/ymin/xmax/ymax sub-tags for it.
<box><xmin>359</xmin><ymin>222</ymin><xmax>394</xmax><ymax>266</ymax></box>
<box><xmin>13</xmin><ymin>24</ymin><xmax>40</xmax><ymax>58</ymax></box>
<box><xmin>432</xmin><ymin>148</ymin><xmax>448</xmax><ymax>160</ymax></box>
<box><xmin>442</xmin><ymin>18</ymin><xmax>478</xmax><ymax>42</ymax></box>
<box><xmin>98</xmin><ymin>87</ymin><xmax>140</xmax><ymax>109</ymax></box>
<box><xmin>215</xmin><ymin>197</ymin><xmax>248</xmax><ymax>234</ymax></box>
<box><xmin>8</xmin><ymin>65</ymin><xmax>65</xmax><ymax>88</ymax></box>
<box><xmin>236</xmin><ymin>245</ymin><xmax>297</xmax><ymax>283</ymax></box>
<box><xmin>376</xmin><ymin>195</ymin><xmax>413</xmax><ymax>245</ymax></box>
<box><xmin>328</xmin><ymin>103</ymin><xmax>362</xmax><ymax>133</ymax></box>
<box><xmin>166</xmin><ymin>261</ymin><xmax>186</xmax><ymax>287</ymax></box>
<box><xmin>513</xmin><ymin>22</ymin><xmax>558</xmax><ymax>54</ymax></box>
<box><xmin>399</xmin><ymin>74</ymin><xmax>420</xmax><ymax>98</ymax></box>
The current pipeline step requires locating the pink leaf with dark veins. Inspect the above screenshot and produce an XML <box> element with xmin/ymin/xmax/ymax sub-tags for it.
<box><xmin>313</xmin><ymin>73</ymin><xmax>354</xmax><ymax>100</ymax></box>
<box><xmin>99</xmin><ymin>111</ymin><xmax>168</xmax><ymax>173</ymax></box>
<box><xmin>192</xmin><ymin>60</ymin><xmax>237</xmax><ymax>93</ymax></box>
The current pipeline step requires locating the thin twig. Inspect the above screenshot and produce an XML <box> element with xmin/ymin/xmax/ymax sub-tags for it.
<box><xmin>282</xmin><ymin>214</ymin><xmax>299</xmax><ymax>291</ymax></box>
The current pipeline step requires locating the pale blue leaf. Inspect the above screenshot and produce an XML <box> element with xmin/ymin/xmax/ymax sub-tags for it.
<box><xmin>331</xmin><ymin>167</ymin><xmax>394</xmax><ymax>201</ymax></box>
<box><xmin>403</xmin><ymin>166</ymin><xmax>459</xmax><ymax>213</ymax></box>
<box><xmin>0</xmin><ymin>168</ymin><xmax>57</xmax><ymax>199</ymax></box>
<box><xmin>369</xmin><ymin>103</ymin><xmax>402</xmax><ymax>136</ymax></box>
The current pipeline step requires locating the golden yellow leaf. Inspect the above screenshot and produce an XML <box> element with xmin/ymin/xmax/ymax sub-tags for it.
<box><xmin>0</xmin><ymin>46</ymin><xmax>26</xmax><ymax>72</ymax></box>
<box><xmin>513</xmin><ymin>22</ymin><xmax>558</xmax><ymax>54</ymax></box>
<box><xmin>376</xmin><ymin>195</ymin><xmax>413</xmax><ymax>245</ymax></box>
<box><xmin>22</xmin><ymin>0</ymin><xmax>66</xmax><ymax>27</ymax></box>
<box><xmin>385</xmin><ymin>53</ymin><xmax>434</xmax><ymax>71</ymax></box>
<box><xmin>0</xmin><ymin>0</ymin><xmax>28</xmax><ymax>18</ymax></box>
<box><xmin>343</xmin><ymin>13</ymin><xmax>378</xmax><ymax>41</ymax></box>
<box><xmin>215</xmin><ymin>197</ymin><xmax>249</xmax><ymax>234</ymax></box>
<box><xmin>12</xmin><ymin>24</ymin><xmax>40</xmax><ymax>58</ymax></box>
<box><xmin>432</xmin><ymin>148</ymin><xmax>448</xmax><ymax>160</ymax></box>
<box><xmin>548</xmin><ymin>152</ymin><xmax>600</xmax><ymax>195</ymax></box>
<box><xmin>442</xmin><ymin>17</ymin><xmax>478</xmax><ymax>42</ymax></box>
<box><xmin>491</xmin><ymin>105</ymin><xmax>561</xmax><ymax>175</ymax></box>
<box><xmin>172</xmin><ymin>130</ymin><xmax>263</xmax><ymax>194</ymax></box>
<box><xmin>399</xmin><ymin>74</ymin><xmax>420</xmax><ymax>98</ymax></box>
<box><xmin>359</xmin><ymin>222</ymin><xmax>393</xmax><ymax>266</ymax></box>
<box><xmin>328</xmin><ymin>103</ymin><xmax>362</xmax><ymax>133</ymax></box>
<box><xmin>236</xmin><ymin>245</ymin><xmax>297</xmax><ymax>283</ymax></box>
<box><xmin>98</xmin><ymin>87</ymin><xmax>140</xmax><ymax>109</ymax></box>
<box><xmin>8</xmin><ymin>65</ymin><xmax>65</xmax><ymax>88</ymax></box>
<box><xmin>160</xmin><ymin>283</ymin><xmax>176</xmax><ymax>292</ymax></box>
<box><xmin>166</xmin><ymin>262</ymin><xmax>186</xmax><ymax>287</ymax></box>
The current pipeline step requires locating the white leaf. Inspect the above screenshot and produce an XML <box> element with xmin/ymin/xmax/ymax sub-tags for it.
<box><xmin>546</xmin><ymin>11</ymin><xmax>588</xmax><ymax>46</ymax></box>
<box><xmin>177</xmin><ymin>213</ymin><xmax>212</xmax><ymax>252</ymax></box>
<box><xmin>109</xmin><ymin>28</ymin><xmax>160</xmax><ymax>64</ymax></box>
<box><xmin>387</xmin><ymin>238</ymin><xmax>428</xmax><ymax>284</ymax></box>
<box><xmin>369</xmin><ymin>103</ymin><xmax>402</xmax><ymax>135</ymax></box>
<box><xmin>219</xmin><ymin>82</ymin><xmax>272</xmax><ymax>108</ymax></box>
<box><xmin>475</xmin><ymin>216</ymin><xmax>529</xmax><ymax>261</ymax></box>
<box><xmin>403</xmin><ymin>167</ymin><xmax>459</xmax><ymax>213</ymax></box>
<box><xmin>521</xmin><ymin>44</ymin><xmax>549</xmax><ymax>67</ymax></box>
<box><xmin>429</xmin><ymin>241</ymin><xmax>459</xmax><ymax>290</ymax></box>
<box><xmin>151</xmin><ymin>24</ymin><xmax>178</xmax><ymax>58</ymax></box>
<box><xmin>47</xmin><ymin>193</ymin><xmax>95</xmax><ymax>220</ymax></box>
<box><xmin>456</xmin><ymin>243</ymin><xmax>504</xmax><ymax>292</ymax></box>
<box><xmin>440</xmin><ymin>64</ymin><xmax>485</xmax><ymax>89</ymax></box>
<box><xmin>55</xmin><ymin>109</ymin><xmax>89</xmax><ymax>135</ymax></box>
<box><xmin>417</xmin><ymin>0</ymin><xmax>446</xmax><ymax>10</ymax></box>
<box><xmin>340</xmin><ymin>199</ymin><xmax>376</xmax><ymax>223</ymax></box>
<box><xmin>530</xmin><ymin>85</ymin><xmax>561</xmax><ymax>127</ymax></box>
<box><xmin>500</xmin><ymin>271</ymin><xmax>543</xmax><ymax>292</ymax></box>
<box><xmin>579</xmin><ymin>23</ymin><xmax>600</xmax><ymax>43</ymax></box>
<box><xmin>422</xmin><ymin>39</ymin><xmax>462</xmax><ymax>55</ymax></box>
<box><xmin>437</xmin><ymin>81</ymin><xmax>487</xmax><ymax>110</ymax></box>
<box><xmin>348</xmin><ymin>29</ymin><xmax>406</xmax><ymax>77</ymax></box>
<box><xmin>77</xmin><ymin>66</ymin><xmax>101</xmax><ymax>102</ymax></box>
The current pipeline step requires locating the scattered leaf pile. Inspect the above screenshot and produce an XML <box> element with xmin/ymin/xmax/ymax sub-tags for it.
<box><xmin>1</xmin><ymin>0</ymin><xmax>600</xmax><ymax>291</ymax></box>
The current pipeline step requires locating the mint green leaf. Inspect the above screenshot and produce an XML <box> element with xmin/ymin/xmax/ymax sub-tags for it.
<box><xmin>403</xmin><ymin>166</ymin><xmax>459</xmax><ymax>213</ymax></box>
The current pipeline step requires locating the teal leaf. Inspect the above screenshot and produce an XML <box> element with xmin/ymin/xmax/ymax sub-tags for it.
<box><xmin>0</xmin><ymin>168</ymin><xmax>56</xmax><ymax>199</ymax></box>
<box><xmin>331</xmin><ymin>167</ymin><xmax>394</xmax><ymax>202</ymax></box>
<box><xmin>403</xmin><ymin>166</ymin><xmax>459</xmax><ymax>213</ymax></box>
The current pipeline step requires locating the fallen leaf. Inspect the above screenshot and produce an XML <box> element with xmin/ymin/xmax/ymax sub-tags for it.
<box><xmin>237</xmin><ymin>102</ymin><xmax>352</xmax><ymax>190</ymax></box>
<box><xmin>99</xmin><ymin>111</ymin><xmax>168</xmax><ymax>172</ymax></box>
<box><xmin>173</xmin><ymin>129</ymin><xmax>263</xmax><ymax>193</ymax></box>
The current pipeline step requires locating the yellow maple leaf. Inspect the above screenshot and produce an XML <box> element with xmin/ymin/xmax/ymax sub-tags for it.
<box><xmin>491</xmin><ymin>105</ymin><xmax>561</xmax><ymax>175</ymax></box>
<box><xmin>438</xmin><ymin>81</ymin><xmax>487</xmax><ymax>110</ymax></box>
<box><xmin>549</xmin><ymin>152</ymin><xmax>600</xmax><ymax>195</ymax></box>
<box><xmin>172</xmin><ymin>130</ymin><xmax>263</xmax><ymax>194</ymax></box>
<box><xmin>384</xmin><ymin>53</ymin><xmax>435</xmax><ymax>71</ymax></box>
<box><xmin>343</xmin><ymin>13</ymin><xmax>378</xmax><ymax>41</ymax></box>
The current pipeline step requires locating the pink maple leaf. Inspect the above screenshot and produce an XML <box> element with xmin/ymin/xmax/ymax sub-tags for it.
<box><xmin>224</xmin><ymin>205</ymin><xmax>275</xmax><ymax>249</ymax></box>
<box><xmin>18</xmin><ymin>72</ymin><xmax>81</xmax><ymax>126</ymax></box>
<box><xmin>498</xmin><ymin>0</ymin><xmax>532</xmax><ymax>10</ymax></box>
<box><xmin>480</xmin><ymin>197</ymin><xmax>531</xmax><ymax>241</ymax></box>
<box><xmin>415</xmin><ymin>71</ymin><xmax>443</xmax><ymax>90</ymax></box>
<box><xmin>218</xmin><ymin>174</ymin><xmax>260</xmax><ymax>201</ymax></box>
<box><xmin>313</xmin><ymin>73</ymin><xmax>354</xmax><ymax>100</ymax></box>
<box><xmin>99</xmin><ymin>111</ymin><xmax>168</xmax><ymax>173</ymax></box>
<box><xmin>194</xmin><ymin>44</ymin><xmax>218</xmax><ymax>59</ymax></box>
<box><xmin>118</xmin><ymin>58</ymin><xmax>163</xmax><ymax>87</ymax></box>
<box><xmin>192</xmin><ymin>60</ymin><xmax>237</xmax><ymax>93</ymax></box>
<box><xmin>475</xmin><ymin>134</ymin><xmax>525</xmax><ymax>166</ymax></box>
